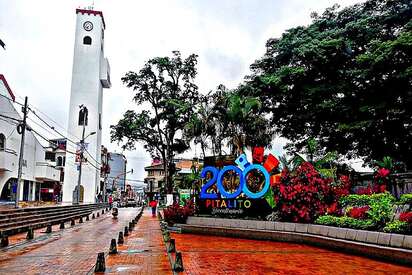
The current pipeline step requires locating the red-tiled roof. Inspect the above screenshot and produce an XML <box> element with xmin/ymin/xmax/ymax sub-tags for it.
<box><xmin>0</xmin><ymin>74</ymin><xmax>15</xmax><ymax>101</ymax></box>
<box><xmin>76</xmin><ymin>8</ymin><xmax>106</xmax><ymax>29</ymax></box>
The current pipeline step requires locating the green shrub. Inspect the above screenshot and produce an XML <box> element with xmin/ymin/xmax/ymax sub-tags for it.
<box><xmin>383</xmin><ymin>221</ymin><xmax>409</xmax><ymax>233</ymax></box>
<box><xmin>339</xmin><ymin>192</ymin><xmax>395</xmax><ymax>207</ymax></box>
<box><xmin>367</xmin><ymin>194</ymin><xmax>395</xmax><ymax>227</ymax></box>
<box><xmin>398</xmin><ymin>193</ymin><xmax>412</xmax><ymax>205</ymax></box>
<box><xmin>315</xmin><ymin>215</ymin><xmax>338</xmax><ymax>226</ymax></box>
<box><xmin>336</xmin><ymin>217</ymin><xmax>376</xmax><ymax>230</ymax></box>
<box><xmin>315</xmin><ymin>215</ymin><xmax>376</xmax><ymax>230</ymax></box>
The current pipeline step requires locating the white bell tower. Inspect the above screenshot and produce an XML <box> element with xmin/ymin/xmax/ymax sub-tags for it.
<box><xmin>63</xmin><ymin>8</ymin><xmax>111</xmax><ymax>203</ymax></box>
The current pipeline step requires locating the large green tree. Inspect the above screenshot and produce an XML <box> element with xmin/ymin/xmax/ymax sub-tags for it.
<box><xmin>245</xmin><ymin>0</ymin><xmax>412</xmax><ymax>166</ymax></box>
<box><xmin>111</xmin><ymin>51</ymin><xmax>199</xmax><ymax>192</ymax></box>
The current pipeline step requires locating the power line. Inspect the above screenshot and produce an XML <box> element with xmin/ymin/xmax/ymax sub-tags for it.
<box><xmin>84</xmin><ymin>148</ymin><xmax>101</xmax><ymax>166</ymax></box>
<box><xmin>26</xmin><ymin>101</ymin><xmax>82</xmax><ymax>142</ymax></box>
<box><xmin>27</xmin><ymin>117</ymin><xmax>59</xmax><ymax>140</ymax></box>
<box><xmin>28</xmin><ymin>108</ymin><xmax>79</xmax><ymax>146</ymax></box>
<box><xmin>0</xmin><ymin>113</ymin><xmax>21</xmax><ymax>122</ymax></box>
<box><xmin>0</xmin><ymin>93</ymin><xmax>24</xmax><ymax>106</ymax></box>
<box><xmin>106</xmin><ymin>176</ymin><xmax>145</xmax><ymax>182</ymax></box>
<box><xmin>0</xmin><ymin>116</ymin><xmax>19</xmax><ymax>126</ymax></box>
<box><xmin>29</xmin><ymin>128</ymin><xmax>77</xmax><ymax>155</ymax></box>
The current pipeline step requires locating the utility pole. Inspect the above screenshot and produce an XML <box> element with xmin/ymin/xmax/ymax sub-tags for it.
<box><xmin>15</xmin><ymin>96</ymin><xmax>28</xmax><ymax>208</ymax></box>
<box><xmin>76</xmin><ymin>105</ymin><xmax>86</xmax><ymax>205</ymax></box>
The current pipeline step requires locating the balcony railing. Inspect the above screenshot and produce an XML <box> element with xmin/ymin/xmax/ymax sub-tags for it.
<box><xmin>35</xmin><ymin>162</ymin><xmax>61</xmax><ymax>181</ymax></box>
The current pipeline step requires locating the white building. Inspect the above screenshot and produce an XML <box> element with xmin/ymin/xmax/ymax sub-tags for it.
<box><xmin>108</xmin><ymin>153</ymin><xmax>127</xmax><ymax>192</ymax></box>
<box><xmin>63</xmin><ymin>8</ymin><xmax>111</xmax><ymax>203</ymax></box>
<box><xmin>0</xmin><ymin>74</ymin><xmax>61</xmax><ymax>203</ymax></box>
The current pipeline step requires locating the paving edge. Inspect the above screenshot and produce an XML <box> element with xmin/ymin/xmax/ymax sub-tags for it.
<box><xmin>177</xmin><ymin>224</ymin><xmax>412</xmax><ymax>266</ymax></box>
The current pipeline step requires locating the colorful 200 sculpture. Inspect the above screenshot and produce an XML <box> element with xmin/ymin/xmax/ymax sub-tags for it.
<box><xmin>200</xmin><ymin>153</ymin><xmax>279</xmax><ymax>200</ymax></box>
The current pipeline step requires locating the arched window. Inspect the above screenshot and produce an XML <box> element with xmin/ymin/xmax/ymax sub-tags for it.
<box><xmin>83</xmin><ymin>36</ymin><xmax>92</xmax><ymax>45</ymax></box>
<box><xmin>78</xmin><ymin>107</ymin><xmax>88</xmax><ymax>126</ymax></box>
<box><xmin>0</xmin><ymin>133</ymin><xmax>5</xmax><ymax>151</ymax></box>
<box><xmin>63</xmin><ymin>156</ymin><xmax>66</xmax><ymax>167</ymax></box>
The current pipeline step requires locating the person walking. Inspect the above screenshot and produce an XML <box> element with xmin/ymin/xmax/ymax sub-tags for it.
<box><xmin>149</xmin><ymin>199</ymin><xmax>158</xmax><ymax>217</ymax></box>
<box><xmin>108</xmin><ymin>195</ymin><xmax>113</xmax><ymax>210</ymax></box>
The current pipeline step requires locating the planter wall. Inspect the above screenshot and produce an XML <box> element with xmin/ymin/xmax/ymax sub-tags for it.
<box><xmin>186</xmin><ymin>216</ymin><xmax>412</xmax><ymax>250</ymax></box>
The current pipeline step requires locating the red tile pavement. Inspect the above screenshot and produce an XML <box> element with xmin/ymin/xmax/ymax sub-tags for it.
<box><xmin>103</xmin><ymin>209</ymin><xmax>171</xmax><ymax>274</ymax></box>
<box><xmin>171</xmin><ymin>233</ymin><xmax>412</xmax><ymax>275</ymax></box>
<box><xmin>0</xmin><ymin>208</ymin><xmax>141</xmax><ymax>274</ymax></box>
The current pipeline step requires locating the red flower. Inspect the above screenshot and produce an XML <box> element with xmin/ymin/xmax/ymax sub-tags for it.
<box><xmin>273</xmin><ymin>161</ymin><xmax>335</xmax><ymax>222</ymax></box>
<box><xmin>399</xmin><ymin>212</ymin><xmax>412</xmax><ymax>224</ymax></box>
<box><xmin>377</xmin><ymin>168</ymin><xmax>390</xmax><ymax>178</ymax></box>
<box><xmin>348</xmin><ymin>206</ymin><xmax>370</xmax><ymax>219</ymax></box>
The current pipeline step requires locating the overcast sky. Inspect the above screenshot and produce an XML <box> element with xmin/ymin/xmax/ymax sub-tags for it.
<box><xmin>0</xmin><ymin>0</ymin><xmax>366</xmax><ymax>182</ymax></box>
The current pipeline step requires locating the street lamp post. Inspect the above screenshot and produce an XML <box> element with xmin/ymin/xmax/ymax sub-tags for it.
<box><xmin>75</xmin><ymin>105</ymin><xmax>96</xmax><ymax>205</ymax></box>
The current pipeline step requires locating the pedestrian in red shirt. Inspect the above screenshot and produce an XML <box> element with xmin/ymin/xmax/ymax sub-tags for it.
<box><xmin>108</xmin><ymin>195</ymin><xmax>113</xmax><ymax>210</ymax></box>
<box><xmin>149</xmin><ymin>200</ymin><xmax>158</xmax><ymax>217</ymax></box>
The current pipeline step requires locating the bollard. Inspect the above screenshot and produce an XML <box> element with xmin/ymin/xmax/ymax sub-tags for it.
<box><xmin>94</xmin><ymin>252</ymin><xmax>106</xmax><ymax>272</ymax></box>
<box><xmin>129</xmin><ymin>222</ymin><xmax>133</xmax><ymax>231</ymax></box>
<box><xmin>106</xmin><ymin>207</ymin><xmax>108</xmax><ymax>211</ymax></box>
<box><xmin>97</xmin><ymin>212</ymin><xmax>100</xmax><ymax>218</ymax></box>
<box><xmin>118</xmin><ymin>231</ymin><xmax>124</xmax><ymax>244</ymax></box>
<box><xmin>86</xmin><ymin>215</ymin><xmax>90</xmax><ymax>221</ymax></box>
<box><xmin>173</xmin><ymin>251</ymin><xmax>184</xmax><ymax>272</ymax></box>
<box><xmin>163</xmin><ymin>231</ymin><xmax>170</xmax><ymax>242</ymax></box>
<box><xmin>46</xmin><ymin>224</ymin><xmax>52</xmax><ymax>233</ymax></box>
<box><xmin>124</xmin><ymin>226</ymin><xmax>129</xmax><ymax>237</ymax></box>
<box><xmin>79</xmin><ymin>217</ymin><xmax>83</xmax><ymax>223</ymax></box>
<box><xmin>71</xmin><ymin>219</ymin><xmax>75</xmax><ymax>226</ymax></box>
<box><xmin>167</xmin><ymin>239</ymin><xmax>176</xmax><ymax>253</ymax></box>
<box><xmin>92</xmin><ymin>213</ymin><xmax>96</xmax><ymax>219</ymax></box>
<box><xmin>60</xmin><ymin>222</ymin><xmax>65</xmax><ymax>229</ymax></box>
<box><xmin>109</xmin><ymin>238</ymin><xmax>117</xmax><ymax>254</ymax></box>
<box><xmin>0</xmin><ymin>232</ymin><xmax>9</xmax><ymax>247</ymax></box>
<box><xmin>102</xmin><ymin>209</ymin><xmax>104</xmax><ymax>214</ymax></box>
<box><xmin>26</xmin><ymin>228</ymin><xmax>34</xmax><ymax>240</ymax></box>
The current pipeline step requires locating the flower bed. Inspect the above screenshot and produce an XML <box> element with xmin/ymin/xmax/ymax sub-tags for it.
<box><xmin>316</xmin><ymin>192</ymin><xmax>411</xmax><ymax>234</ymax></box>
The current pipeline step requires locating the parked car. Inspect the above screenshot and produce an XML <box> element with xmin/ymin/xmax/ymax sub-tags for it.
<box><xmin>126</xmin><ymin>198</ymin><xmax>137</xmax><ymax>207</ymax></box>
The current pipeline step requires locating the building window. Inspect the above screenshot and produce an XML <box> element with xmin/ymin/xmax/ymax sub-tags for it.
<box><xmin>83</xmin><ymin>36</ymin><xmax>92</xmax><ymax>45</ymax></box>
<box><xmin>45</xmin><ymin>152</ymin><xmax>56</xmax><ymax>162</ymax></box>
<box><xmin>99</xmin><ymin>113</ymin><xmax>102</xmax><ymax>130</ymax></box>
<box><xmin>57</xmin><ymin>156</ymin><xmax>63</xmax><ymax>166</ymax></box>
<box><xmin>0</xmin><ymin>133</ymin><xmax>5</xmax><ymax>151</ymax></box>
<box><xmin>78</xmin><ymin>107</ymin><xmax>88</xmax><ymax>126</ymax></box>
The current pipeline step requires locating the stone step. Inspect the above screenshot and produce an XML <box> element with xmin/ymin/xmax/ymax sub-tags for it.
<box><xmin>0</xmin><ymin>204</ymin><xmax>101</xmax><ymax>223</ymax></box>
<box><xmin>0</xmin><ymin>206</ymin><xmax>99</xmax><ymax>229</ymax></box>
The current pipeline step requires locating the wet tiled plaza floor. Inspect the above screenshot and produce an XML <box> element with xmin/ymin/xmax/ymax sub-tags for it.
<box><xmin>0</xmin><ymin>207</ymin><xmax>146</xmax><ymax>274</ymax></box>
<box><xmin>172</xmin><ymin>233</ymin><xmax>412</xmax><ymax>275</ymax></box>
<box><xmin>1</xmin><ymin>208</ymin><xmax>411</xmax><ymax>274</ymax></box>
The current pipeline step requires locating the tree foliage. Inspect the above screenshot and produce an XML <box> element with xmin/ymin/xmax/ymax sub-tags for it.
<box><xmin>184</xmin><ymin>85</ymin><xmax>274</xmax><ymax>157</ymax></box>
<box><xmin>245</xmin><ymin>0</ymin><xmax>412</xmax><ymax>167</ymax></box>
<box><xmin>111</xmin><ymin>51</ymin><xmax>199</xmax><ymax>192</ymax></box>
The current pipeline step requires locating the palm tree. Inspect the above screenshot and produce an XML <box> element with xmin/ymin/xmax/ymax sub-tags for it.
<box><xmin>222</xmin><ymin>92</ymin><xmax>274</xmax><ymax>156</ymax></box>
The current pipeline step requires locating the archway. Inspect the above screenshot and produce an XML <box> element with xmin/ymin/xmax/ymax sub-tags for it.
<box><xmin>0</xmin><ymin>178</ymin><xmax>16</xmax><ymax>201</ymax></box>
